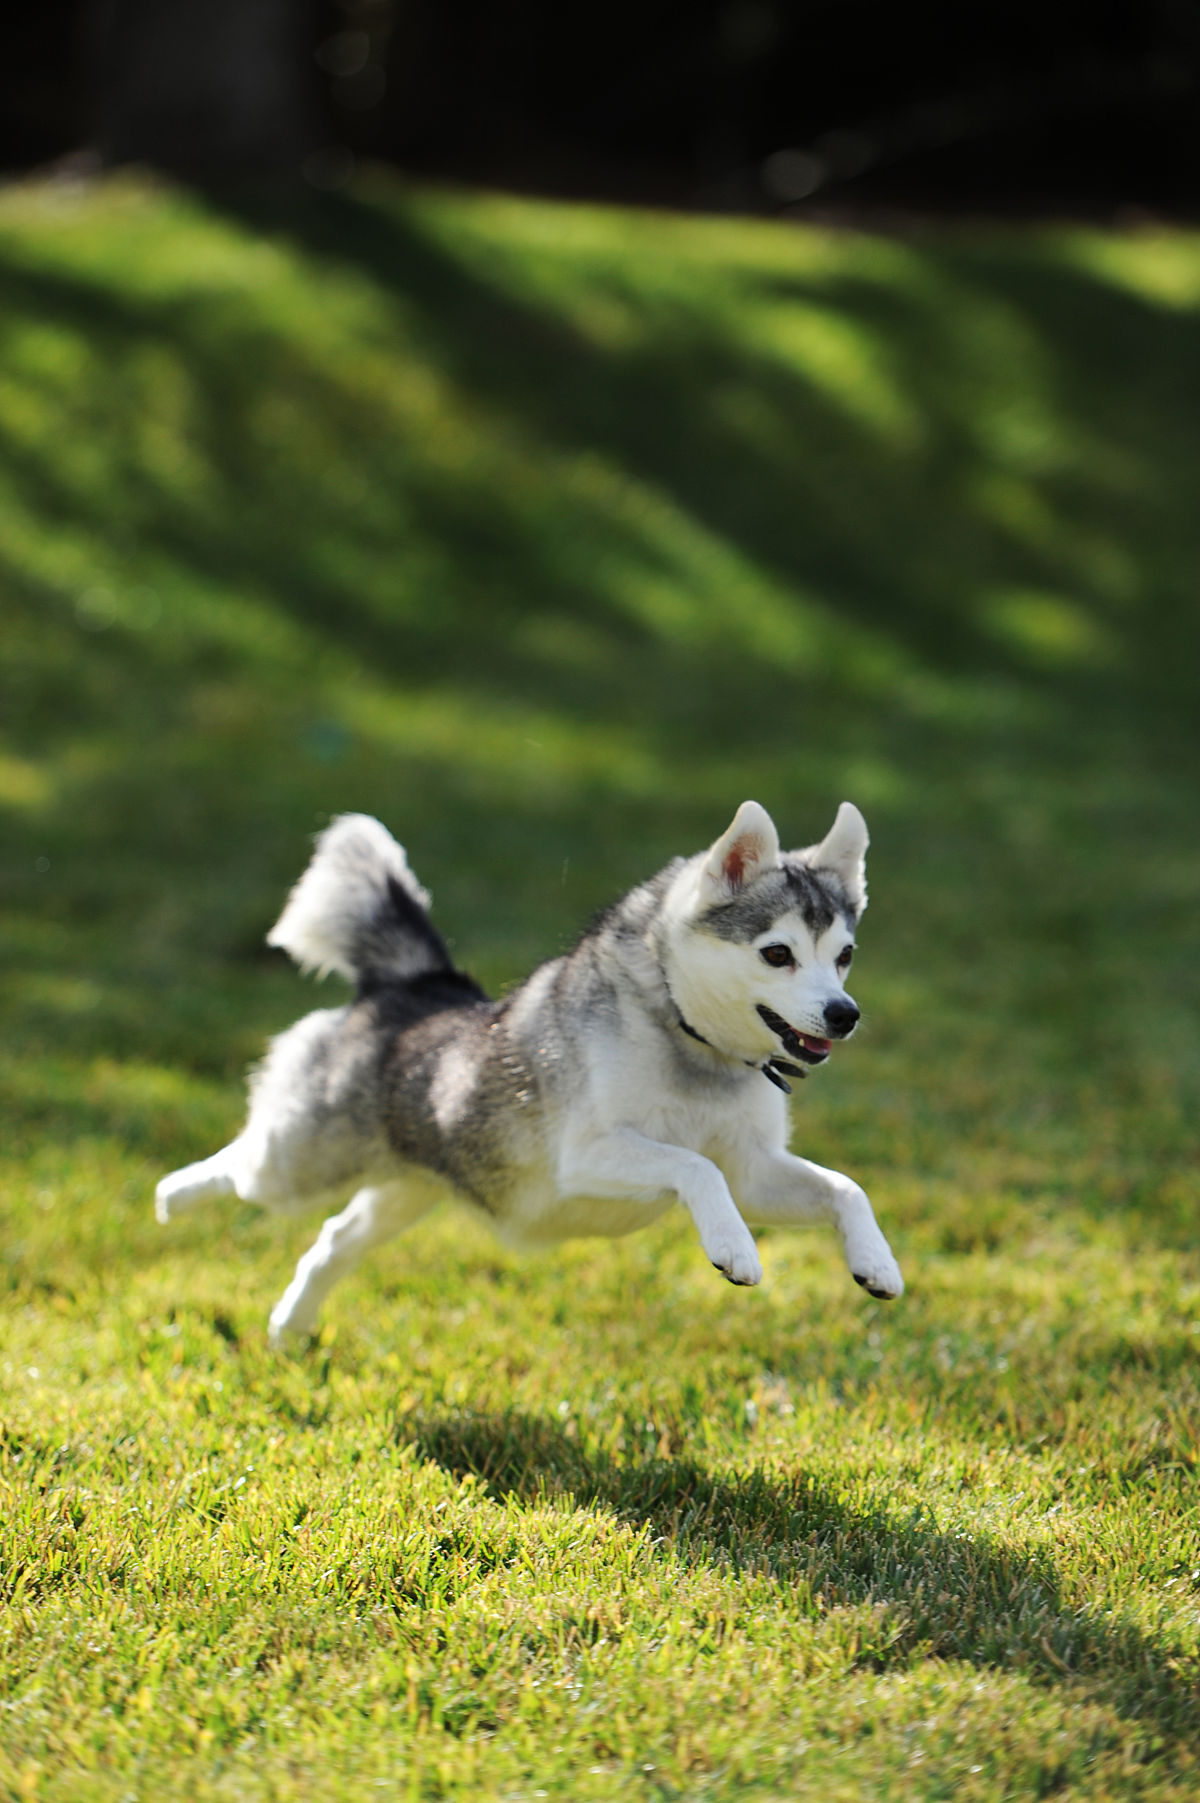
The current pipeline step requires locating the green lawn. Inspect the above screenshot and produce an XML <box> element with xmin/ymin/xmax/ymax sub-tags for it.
<box><xmin>1</xmin><ymin>168</ymin><xmax>1199</xmax><ymax>1801</ymax></box>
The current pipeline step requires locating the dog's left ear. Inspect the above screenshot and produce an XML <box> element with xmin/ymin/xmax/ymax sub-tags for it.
<box><xmin>804</xmin><ymin>801</ymin><xmax>869</xmax><ymax>914</ymax></box>
<box><xmin>702</xmin><ymin>799</ymin><xmax>781</xmax><ymax>895</ymax></box>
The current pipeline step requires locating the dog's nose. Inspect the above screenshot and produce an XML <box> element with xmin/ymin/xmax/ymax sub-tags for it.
<box><xmin>823</xmin><ymin>997</ymin><xmax>860</xmax><ymax>1038</ymax></box>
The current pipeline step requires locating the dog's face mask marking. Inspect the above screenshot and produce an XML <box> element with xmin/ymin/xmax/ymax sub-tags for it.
<box><xmin>664</xmin><ymin>799</ymin><xmax>869</xmax><ymax>1071</ymax></box>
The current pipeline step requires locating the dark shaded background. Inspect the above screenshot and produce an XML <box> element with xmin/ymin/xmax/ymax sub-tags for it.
<box><xmin>3</xmin><ymin>0</ymin><xmax>1199</xmax><ymax>215</ymax></box>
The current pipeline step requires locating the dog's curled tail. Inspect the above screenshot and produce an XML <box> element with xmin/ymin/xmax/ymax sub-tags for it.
<box><xmin>267</xmin><ymin>814</ymin><xmax>450</xmax><ymax>984</ymax></box>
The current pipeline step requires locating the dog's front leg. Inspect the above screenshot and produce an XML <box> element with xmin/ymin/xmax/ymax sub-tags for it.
<box><xmin>558</xmin><ymin>1129</ymin><xmax>762</xmax><ymax>1285</ymax></box>
<box><xmin>737</xmin><ymin>1149</ymin><xmax>903</xmax><ymax>1299</ymax></box>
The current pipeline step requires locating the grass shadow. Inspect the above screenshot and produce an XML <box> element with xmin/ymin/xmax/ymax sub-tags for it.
<box><xmin>221</xmin><ymin>183</ymin><xmax>1200</xmax><ymax>743</ymax></box>
<box><xmin>404</xmin><ymin>1405</ymin><xmax>1200</xmax><ymax>1751</ymax></box>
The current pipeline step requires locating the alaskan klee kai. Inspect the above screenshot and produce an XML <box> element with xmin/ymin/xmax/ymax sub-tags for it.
<box><xmin>157</xmin><ymin>801</ymin><xmax>903</xmax><ymax>1341</ymax></box>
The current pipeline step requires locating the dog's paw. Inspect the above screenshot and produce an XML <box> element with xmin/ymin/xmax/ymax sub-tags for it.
<box><xmin>851</xmin><ymin>1251</ymin><xmax>904</xmax><ymax>1300</ymax></box>
<box><xmin>268</xmin><ymin>1305</ymin><xmax>316</xmax><ymax>1350</ymax></box>
<box><xmin>707</xmin><ymin>1239</ymin><xmax>763</xmax><ymax>1287</ymax></box>
<box><xmin>154</xmin><ymin>1175</ymin><xmax>183</xmax><ymax>1223</ymax></box>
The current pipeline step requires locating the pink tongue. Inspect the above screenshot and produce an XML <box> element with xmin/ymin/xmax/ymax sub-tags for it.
<box><xmin>801</xmin><ymin>1035</ymin><xmax>832</xmax><ymax>1054</ymax></box>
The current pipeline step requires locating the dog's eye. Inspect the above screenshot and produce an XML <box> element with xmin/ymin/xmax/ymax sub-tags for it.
<box><xmin>836</xmin><ymin>945</ymin><xmax>854</xmax><ymax>970</ymax></box>
<box><xmin>760</xmin><ymin>944</ymin><xmax>794</xmax><ymax>969</ymax></box>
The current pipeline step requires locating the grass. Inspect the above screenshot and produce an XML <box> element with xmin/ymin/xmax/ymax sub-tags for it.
<box><xmin>1</xmin><ymin>166</ymin><xmax>1199</xmax><ymax>1799</ymax></box>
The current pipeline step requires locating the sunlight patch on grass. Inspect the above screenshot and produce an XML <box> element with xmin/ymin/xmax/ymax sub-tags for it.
<box><xmin>749</xmin><ymin>302</ymin><xmax>925</xmax><ymax>447</ymax></box>
<box><xmin>344</xmin><ymin>681</ymin><xmax>665</xmax><ymax>798</ymax></box>
<box><xmin>1059</xmin><ymin>228</ymin><xmax>1200</xmax><ymax>311</ymax></box>
<box><xmin>0</xmin><ymin>752</ymin><xmax>52</xmax><ymax>809</ymax></box>
<box><xmin>981</xmin><ymin>588</ymin><xmax>1119</xmax><ymax>671</ymax></box>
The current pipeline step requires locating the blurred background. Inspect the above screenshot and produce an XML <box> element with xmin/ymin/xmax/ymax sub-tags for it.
<box><xmin>3</xmin><ymin>0</ymin><xmax>1200</xmax><ymax>214</ymax></box>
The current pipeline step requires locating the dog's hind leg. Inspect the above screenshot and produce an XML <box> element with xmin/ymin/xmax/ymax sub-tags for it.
<box><xmin>155</xmin><ymin>1141</ymin><xmax>244</xmax><ymax>1222</ymax></box>
<box><xmin>155</xmin><ymin>1128</ymin><xmax>336</xmax><ymax>1223</ymax></box>
<box><xmin>268</xmin><ymin>1179</ymin><xmax>439</xmax><ymax>1346</ymax></box>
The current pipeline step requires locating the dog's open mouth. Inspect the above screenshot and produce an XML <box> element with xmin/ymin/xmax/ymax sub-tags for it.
<box><xmin>756</xmin><ymin>1005</ymin><xmax>832</xmax><ymax>1065</ymax></box>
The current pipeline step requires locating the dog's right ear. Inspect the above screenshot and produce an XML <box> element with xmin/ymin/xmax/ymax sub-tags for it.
<box><xmin>803</xmin><ymin>800</ymin><xmax>869</xmax><ymax>914</ymax></box>
<box><xmin>701</xmin><ymin>800</ymin><xmax>781</xmax><ymax>896</ymax></box>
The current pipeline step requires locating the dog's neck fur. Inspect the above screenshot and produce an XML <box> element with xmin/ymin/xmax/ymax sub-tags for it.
<box><xmin>664</xmin><ymin>980</ymin><xmax>805</xmax><ymax>1095</ymax></box>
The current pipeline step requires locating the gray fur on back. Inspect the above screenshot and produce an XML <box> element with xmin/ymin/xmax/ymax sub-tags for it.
<box><xmin>369</xmin><ymin>861</ymin><xmax>691</xmax><ymax>1208</ymax></box>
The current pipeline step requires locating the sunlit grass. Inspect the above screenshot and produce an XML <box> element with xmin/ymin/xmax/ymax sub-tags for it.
<box><xmin>1</xmin><ymin>170</ymin><xmax>1199</xmax><ymax>1799</ymax></box>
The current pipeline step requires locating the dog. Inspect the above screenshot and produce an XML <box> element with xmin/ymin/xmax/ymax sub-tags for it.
<box><xmin>156</xmin><ymin>800</ymin><xmax>903</xmax><ymax>1342</ymax></box>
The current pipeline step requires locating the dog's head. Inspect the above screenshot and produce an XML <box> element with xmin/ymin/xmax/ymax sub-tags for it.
<box><xmin>663</xmin><ymin>799</ymin><xmax>868</xmax><ymax>1070</ymax></box>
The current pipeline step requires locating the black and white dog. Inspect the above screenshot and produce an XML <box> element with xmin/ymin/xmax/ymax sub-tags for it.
<box><xmin>157</xmin><ymin>802</ymin><xmax>903</xmax><ymax>1341</ymax></box>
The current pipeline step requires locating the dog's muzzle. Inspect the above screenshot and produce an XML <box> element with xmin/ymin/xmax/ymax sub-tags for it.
<box><xmin>756</xmin><ymin>1004</ymin><xmax>833</xmax><ymax>1066</ymax></box>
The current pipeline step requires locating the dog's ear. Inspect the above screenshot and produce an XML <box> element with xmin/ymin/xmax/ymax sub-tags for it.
<box><xmin>803</xmin><ymin>801</ymin><xmax>869</xmax><ymax>914</ymax></box>
<box><xmin>702</xmin><ymin>800</ymin><xmax>781</xmax><ymax>895</ymax></box>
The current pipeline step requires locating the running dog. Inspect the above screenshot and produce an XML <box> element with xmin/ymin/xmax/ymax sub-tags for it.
<box><xmin>156</xmin><ymin>801</ymin><xmax>904</xmax><ymax>1341</ymax></box>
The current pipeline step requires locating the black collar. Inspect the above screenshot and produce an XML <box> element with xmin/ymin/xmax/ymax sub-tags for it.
<box><xmin>677</xmin><ymin>1013</ymin><xmax>713</xmax><ymax>1050</ymax></box>
<box><xmin>671</xmin><ymin>1003</ymin><xmax>807</xmax><ymax>1094</ymax></box>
